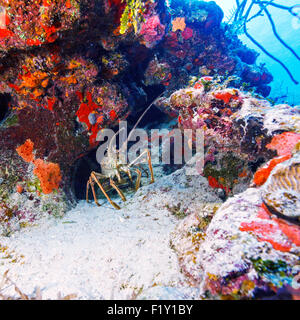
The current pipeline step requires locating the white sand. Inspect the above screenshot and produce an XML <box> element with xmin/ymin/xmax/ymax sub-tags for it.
<box><xmin>0</xmin><ymin>166</ymin><xmax>220</xmax><ymax>300</ymax></box>
<box><xmin>0</xmin><ymin>198</ymin><xmax>188</xmax><ymax>299</ymax></box>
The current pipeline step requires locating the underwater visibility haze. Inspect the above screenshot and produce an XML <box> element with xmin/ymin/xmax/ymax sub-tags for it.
<box><xmin>0</xmin><ymin>0</ymin><xmax>299</xmax><ymax>301</ymax></box>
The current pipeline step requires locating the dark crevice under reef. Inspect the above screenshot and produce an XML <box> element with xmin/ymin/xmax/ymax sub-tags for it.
<box><xmin>0</xmin><ymin>94</ymin><xmax>10</xmax><ymax>123</ymax></box>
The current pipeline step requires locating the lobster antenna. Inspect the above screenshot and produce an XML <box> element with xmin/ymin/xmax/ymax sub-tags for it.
<box><xmin>107</xmin><ymin>127</ymin><xmax>126</xmax><ymax>159</ymax></box>
<box><xmin>120</xmin><ymin>92</ymin><xmax>164</xmax><ymax>152</ymax></box>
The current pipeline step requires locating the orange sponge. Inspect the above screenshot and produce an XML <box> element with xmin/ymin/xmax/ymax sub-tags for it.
<box><xmin>16</xmin><ymin>139</ymin><xmax>61</xmax><ymax>194</ymax></box>
<box><xmin>16</xmin><ymin>139</ymin><xmax>35</xmax><ymax>163</ymax></box>
<box><xmin>33</xmin><ymin>159</ymin><xmax>62</xmax><ymax>194</ymax></box>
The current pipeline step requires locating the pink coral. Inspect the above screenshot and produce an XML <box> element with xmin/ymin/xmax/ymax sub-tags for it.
<box><xmin>139</xmin><ymin>15</ymin><xmax>165</xmax><ymax>48</ymax></box>
<box><xmin>266</xmin><ymin>132</ymin><xmax>300</xmax><ymax>157</ymax></box>
<box><xmin>182</xmin><ymin>27</ymin><xmax>193</xmax><ymax>40</ymax></box>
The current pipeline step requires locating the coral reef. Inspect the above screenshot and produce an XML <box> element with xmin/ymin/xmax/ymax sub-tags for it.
<box><xmin>144</xmin><ymin>57</ymin><xmax>172</xmax><ymax>87</ymax></box>
<box><xmin>0</xmin><ymin>0</ymin><xmax>276</xmax><ymax>191</ymax></box>
<box><xmin>170</xmin><ymin>133</ymin><xmax>300</xmax><ymax>299</ymax></box>
<box><xmin>171</xmin><ymin>175</ymin><xmax>299</xmax><ymax>299</ymax></box>
<box><xmin>0</xmin><ymin>0</ymin><xmax>80</xmax><ymax>52</ymax></box>
<box><xmin>156</xmin><ymin>77</ymin><xmax>300</xmax><ymax>198</ymax></box>
<box><xmin>139</xmin><ymin>14</ymin><xmax>166</xmax><ymax>48</ymax></box>
<box><xmin>0</xmin><ymin>0</ymin><xmax>298</xmax><ymax>300</ymax></box>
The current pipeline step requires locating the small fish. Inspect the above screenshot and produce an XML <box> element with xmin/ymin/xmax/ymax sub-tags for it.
<box><xmin>88</xmin><ymin>112</ymin><xmax>97</xmax><ymax>125</ymax></box>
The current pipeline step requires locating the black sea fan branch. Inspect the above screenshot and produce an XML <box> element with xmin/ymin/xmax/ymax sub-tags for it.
<box><xmin>232</xmin><ymin>0</ymin><xmax>300</xmax><ymax>85</ymax></box>
<box><xmin>259</xmin><ymin>1</ymin><xmax>300</xmax><ymax>61</ymax></box>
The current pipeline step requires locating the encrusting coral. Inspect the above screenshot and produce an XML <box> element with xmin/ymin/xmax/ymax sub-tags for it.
<box><xmin>253</xmin><ymin>132</ymin><xmax>300</xmax><ymax>187</ymax></box>
<box><xmin>0</xmin><ymin>0</ymin><xmax>80</xmax><ymax>52</ymax></box>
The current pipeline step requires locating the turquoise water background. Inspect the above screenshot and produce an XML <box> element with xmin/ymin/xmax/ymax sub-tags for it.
<box><xmin>212</xmin><ymin>0</ymin><xmax>300</xmax><ymax>105</ymax></box>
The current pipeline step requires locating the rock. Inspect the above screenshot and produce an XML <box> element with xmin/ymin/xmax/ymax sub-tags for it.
<box><xmin>129</xmin><ymin>164</ymin><xmax>222</xmax><ymax>216</ymax></box>
<box><xmin>256</xmin><ymin>85</ymin><xmax>272</xmax><ymax>98</ymax></box>
<box><xmin>262</xmin><ymin>152</ymin><xmax>300</xmax><ymax>221</ymax></box>
<box><xmin>170</xmin><ymin>145</ymin><xmax>300</xmax><ymax>299</ymax></box>
<box><xmin>171</xmin><ymin>186</ymin><xmax>299</xmax><ymax>299</ymax></box>
<box><xmin>241</xmin><ymin>65</ymin><xmax>274</xmax><ymax>86</ymax></box>
<box><xmin>0</xmin><ymin>0</ymin><xmax>276</xmax><ymax>234</ymax></box>
<box><xmin>0</xmin><ymin>0</ymin><xmax>80</xmax><ymax>53</ymax></box>
<box><xmin>236</xmin><ymin>47</ymin><xmax>259</xmax><ymax>65</ymax></box>
<box><xmin>157</xmin><ymin>80</ymin><xmax>300</xmax><ymax>200</ymax></box>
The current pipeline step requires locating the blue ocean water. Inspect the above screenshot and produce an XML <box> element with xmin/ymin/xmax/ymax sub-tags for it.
<box><xmin>214</xmin><ymin>0</ymin><xmax>300</xmax><ymax>105</ymax></box>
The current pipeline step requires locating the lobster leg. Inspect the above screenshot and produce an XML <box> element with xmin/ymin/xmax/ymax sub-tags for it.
<box><xmin>86</xmin><ymin>172</ymin><xmax>106</xmax><ymax>205</ymax></box>
<box><xmin>136</xmin><ymin>164</ymin><xmax>149</xmax><ymax>178</ymax></box>
<box><xmin>86</xmin><ymin>177</ymin><xmax>101</xmax><ymax>207</ymax></box>
<box><xmin>90</xmin><ymin>179</ymin><xmax>101</xmax><ymax>207</ymax></box>
<box><xmin>129</xmin><ymin>149</ymin><xmax>154</xmax><ymax>184</ymax></box>
<box><xmin>110</xmin><ymin>178</ymin><xmax>126</xmax><ymax>202</ymax></box>
<box><xmin>146</xmin><ymin>149</ymin><xmax>155</xmax><ymax>184</ymax></box>
<box><xmin>91</xmin><ymin>172</ymin><xmax>121</xmax><ymax>210</ymax></box>
<box><xmin>126</xmin><ymin>168</ymin><xmax>133</xmax><ymax>183</ymax></box>
<box><xmin>133</xmin><ymin>168</ymin><xmax>142</xmax><ymax>191</ymax></box>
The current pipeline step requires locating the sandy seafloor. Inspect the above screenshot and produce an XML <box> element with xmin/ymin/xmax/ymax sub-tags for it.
<box><xmin>0</xmin><ymin>161</ymin><xmax>213</xmax><ymax>300</ymax></box>
<box><xmin>0</xmin><ymin>141</ymin><xmax>217</xmax><ymax>300</ymax></box>
<box><xmin>0</xmin><ymin>200</ymin><xmax>188</xmax><ymax>300</ymax></box>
